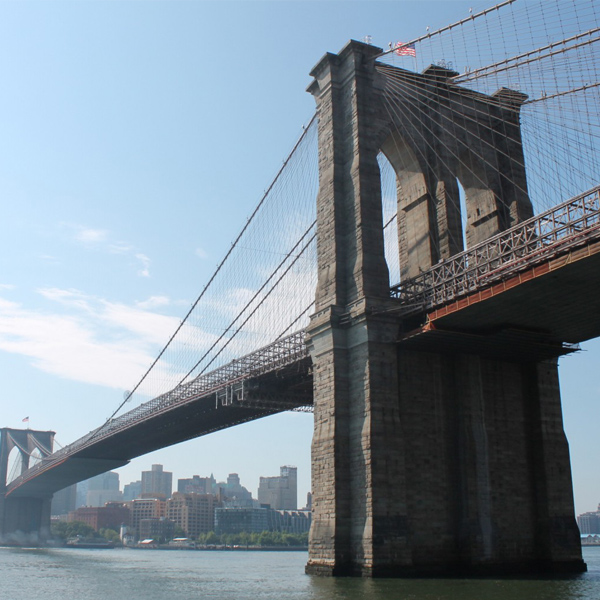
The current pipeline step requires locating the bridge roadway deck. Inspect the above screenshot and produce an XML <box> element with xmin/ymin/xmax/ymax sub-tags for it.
<box><xmin>395</xmin><ymin>186</ymin><xmax>600</xmax><ymax>359</ymax></box>
<box><xmin>398</xmin><ymin>237</ymin><xmax>600</xmax><ymax>359</ymax></box>
<box><xmin>6</xmin><ymin>343</ymin><xmax>312</xmax><ymax>498</ymax></box>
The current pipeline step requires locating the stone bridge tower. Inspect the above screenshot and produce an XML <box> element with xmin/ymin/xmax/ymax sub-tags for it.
<box><xmin>305</xmin><ymin>41</ymin><xmax>583</xmax><ymax>576</ymax></box>
<box><xmin>0</xmin><ymin>428</ymin><xmax>55</xmax><ymax>542</ymax></box>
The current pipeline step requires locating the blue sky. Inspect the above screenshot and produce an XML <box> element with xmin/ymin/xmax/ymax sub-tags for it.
<box><xmin>1</xmin><ymin>0</ymin><xmax>598</xmax><ymax>514</ymax></box>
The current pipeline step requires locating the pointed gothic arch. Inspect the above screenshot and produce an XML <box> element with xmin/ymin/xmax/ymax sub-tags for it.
<box><xmin>372</xmin><ymin>64</ymin><xmax>533</xmax><ymax>282</ymax></box>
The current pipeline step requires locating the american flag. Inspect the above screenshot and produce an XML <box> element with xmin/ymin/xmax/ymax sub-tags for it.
<box><xmin>394</xmin><ymin>42</ymin><xmax>416</xmax><ymax>57</ymax></box>
<box><xmin>22</xmin><ymin>416</ymin><xmax>29</xmax><ymax>422</ymax></box>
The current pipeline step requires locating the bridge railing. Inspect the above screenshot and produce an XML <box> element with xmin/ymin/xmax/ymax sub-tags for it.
<box><xmin>391</xmin><ymin>185</ymin><xmax>600</xmax><ymax>312</ymax></box>
<box><xmin>8</xmin><ymin>331</ymin><xmax>309</xmax><ymax>490</ymax></box>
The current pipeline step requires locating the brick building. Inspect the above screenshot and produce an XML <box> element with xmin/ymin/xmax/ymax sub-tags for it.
<box><xmin>139</xmin><ymin>517</ymin><xmax>175</xmax><ymax>541</ymax></box>
<box><xmin>67</xmin><ymin>502</ymin><xmax>130</xmax><ymax>531</ymax></box>
<box><xmin>166</xmin><ymin>493</ymin><xmax>215</xmax><ymax>539</ymax></box>
<box><xmin>130</xmin><ymin>497</ymin><xmax>166</xmax><ymax>535</ymax></box>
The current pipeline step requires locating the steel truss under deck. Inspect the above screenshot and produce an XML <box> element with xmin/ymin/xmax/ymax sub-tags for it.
<box><xmin>391</xmin><ymin>186</ymin><xmax>600</xmax><ymax>314</ymax></box>
<box><xmin>7</xmin><ymin>331</ymin><xmax>309</xmax><ymax>493</ymax></box>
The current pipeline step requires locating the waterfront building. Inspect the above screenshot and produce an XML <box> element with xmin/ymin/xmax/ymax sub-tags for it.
<box><xmin>257</xmin><ymin>466</ymin><xmax>297</xmax><ymax>510</ymax></box>
<box><xmin>578</xmin><ymin>507</ymin><xmax>600</xmax><ymax>534</ymax></box>
<box><xmin>130</xmin><ymin>497</ymin><xmax>166</xmax><ymax>536</ymax></box>
<box><xmin>120</xmin><ymin>524</ymin><xmax>135</xmax><ymax>546</ymax></box>
<box><xmin>67</xmin><ymin>502</ymin><xmax>130</xmax><ymax>532</ymax></box>
<box><xmin>215</xmin><ymin>507</ymin><xmax>268</xmax><ymax>534</ymax></box>
<box><xmin>214</xmin><ymin>505</ymin><xmax>311</xmax><ymax>535</ymax></box>
<box><xmin>139</xmin><ymin>517</ymin><xmax>175</xmax><ymax>542</ymax></box>
<box><xmin>166</xmin><ymin>492</ymin><xmax>216</xmax><ymax>539</ymax></box>
<box><xmin>267</xmin><ymin>509</ymin><xmax>311</xmax><ymax>534</ymax></box>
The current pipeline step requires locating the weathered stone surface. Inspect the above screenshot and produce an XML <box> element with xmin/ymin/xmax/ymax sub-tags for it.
<box><xmin>0</xmin><ymin>428</ymin><xmax>56</xmax><ymax>542</ymax></box>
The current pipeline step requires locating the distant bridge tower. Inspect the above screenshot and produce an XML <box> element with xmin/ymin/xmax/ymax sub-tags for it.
<box><xmin>305</xmin><ymin>41</ymin><xmax>584</xmax><ymax>576</ymax></box>
<box><xmin>0</xmin><ymin>428</ymin><xmax>55</xmax><ymax>542</ymax></box>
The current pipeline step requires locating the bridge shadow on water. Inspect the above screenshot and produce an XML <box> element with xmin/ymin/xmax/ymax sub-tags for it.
<box><xmin>306</xmin><ymin>547</ymin><xmax>600</xmax><ymax>600</ymax></box>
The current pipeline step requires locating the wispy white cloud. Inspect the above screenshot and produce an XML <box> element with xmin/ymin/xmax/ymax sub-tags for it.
<box><xmin>195</xmin><ymin>247</ymin><xmax>208</xmax><ymax>259</ymax></box>
<box><xmin>136</xmin><ymin>253</ymin><xmax>151</xmax><ymax>278</ymax></box>
<box><xmin>0</xmin><ymin>284</ymin><xmax>15</xmax><ymax>291</ymax></box>
<box><xmin>39</xmin><ymin>254</ymin><xmax>59</xmax><ymax>264</ymax></box>
<box><xmin>62</xmin><ymin>222</ymin><xmax>152</xmax><ymax>278</ymax></box>
<box><xmin>0</xmin><ymin>297</ymin><xmax>143</xmax><ymax>390</ymax></box>
<box><xmin>0</xmin><ymin>290</ymin><xmax>184</xmax><ymax>391</ymax></box>
<box><xmin>108</xmin><ymin>242</ymin><xmax>134</xmax><ymax>254</ymax></box>
<box><xmin>99</xmin><ymin>299</ymin><xmax>177</xmax><ymax>346</ymax></box>
<box><xmin>38</xmin><ymin>287</ymin><xmax>94</xmax><ymax>314</ymax></box>
<box><xmin>137</xmin><ymin>296</ymin><xmax>170</xmax><ymax>310</ymax></box>
<box><xmin>75</xmin><ymin>227</ymin><xmax>108</xmax><ymax>243</ymax></box>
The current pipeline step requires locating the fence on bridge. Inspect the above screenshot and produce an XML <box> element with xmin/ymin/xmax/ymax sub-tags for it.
<box><xmin>391</xmin><ymin>185</ymin><xmax>600</xmax><ymax>314</ymax></box>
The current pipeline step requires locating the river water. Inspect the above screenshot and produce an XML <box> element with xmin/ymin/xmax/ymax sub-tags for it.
<box><xmin>2</xmin><ymin>546</ymin><xmax>600</xmax><ymax>600</ymax></box>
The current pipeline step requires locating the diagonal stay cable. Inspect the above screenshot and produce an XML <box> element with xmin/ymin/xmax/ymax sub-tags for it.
<box><xmin>275</xmin><ymin>300</ymin><xmax>315</xmax><ymax>341</ymax></box>
<box><xmin>178</xmin><ymin>223</ymin><xmax>317</xmax><ymax>386</ymax></box>
<box><xmin>454</xmin><ymin>27</ymin><xmax>600</xmax><ymax>83</ymax></box>
<box><xmin>91</xmin><ymin>114</ymin><xmax>317</xmax><ymax>438</ymax></box>
<box><xmin>374</xmin><ymin>0</ymin><xmax>518</xmax><ymax>59</ymax></box>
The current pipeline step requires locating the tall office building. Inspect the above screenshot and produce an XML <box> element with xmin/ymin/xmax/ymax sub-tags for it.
<box><xmin>578</xmin><ymin>507</ymin><xmax>600</xmax><ymax>534</ymax></box>
<box><xmin>141</xmin><ymin>464</ymin><xmax>172</xmax><ymax>499</ymax></box>
<box><xmin>76</xmin><ymin>480</ymin><xmax>89</xmax><ymax>509</ymax></box>
<box><xmin>177</xmin><ymin>475</ymin><xmax>215</xmax><ymax>495</ymax></box>
<box><xmin>86</xmin><ymin>471</ymin><xmax>123</xmax><ymax>507</ymax></box>
<box><xmin>213</xmin><ymin>473</ymin><xmax>253</xmax><ymax>506</ymax></box>
<box><xmin>123</xmin><ymin>480</ymin><xmax>142</xmax><ymax>501</ymax></box>
<box><xmin>51</xmin><ymin>484</ymin><xmax>77</xmax><ymax>516</ymax></box>
<box><xmin>257</xmin><ymin>466</ymin><xmax>297</xmax><ymax>510</ymax></box>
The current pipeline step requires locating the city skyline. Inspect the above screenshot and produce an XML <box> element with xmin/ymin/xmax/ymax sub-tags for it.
<box><xmin>70</xmin><ymin>463</ymin><xmax>303</xmax><ymax>510</ymax></box>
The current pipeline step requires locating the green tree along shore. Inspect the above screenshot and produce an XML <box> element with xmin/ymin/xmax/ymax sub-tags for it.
<box><xmin>52</xmin><ymin>521</ymin><xmax>98</xmax><ymax>540</ymax></box>
<box><xmin>51</xmin><ymin>521</ymin><xmax>308</xmax><ymax>547</ymax></box>
<box><xmin>197</xmin><ymin>531</ymin><xmax>308</xmax><ymax>547</ymax></box>
<box><xmin>52</xmin><ymin>521</ymin><xmax>121</xmax><ymax>543</ymax></box>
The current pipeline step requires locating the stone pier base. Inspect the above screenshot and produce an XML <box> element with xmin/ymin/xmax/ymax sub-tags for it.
<box><xmin>306</xmin><ymin>346</ymin><xmax>586</xmax><ymax>577</ymax></box>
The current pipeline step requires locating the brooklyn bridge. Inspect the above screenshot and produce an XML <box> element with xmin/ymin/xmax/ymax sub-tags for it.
<box><xmin>2</xmin><ymin>0</ymin><xmax>600</xmax><ymax>577</ymax></box>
